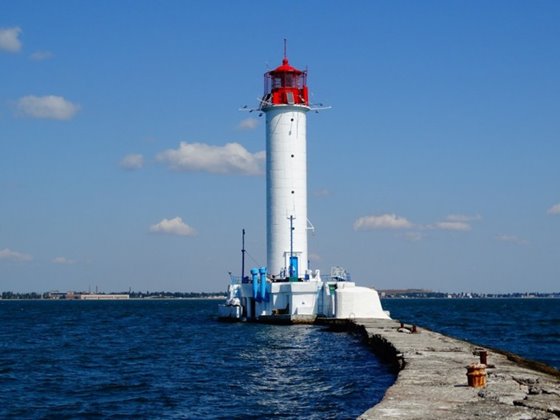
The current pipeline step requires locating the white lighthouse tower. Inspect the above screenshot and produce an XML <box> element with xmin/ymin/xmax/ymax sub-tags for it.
<box><xmin>260</xmin><ymin>53</ymin><xmax>310</xmax><ymax>279</ymax></box>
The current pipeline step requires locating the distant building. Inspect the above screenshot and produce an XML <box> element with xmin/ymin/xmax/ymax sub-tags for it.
<box><xmin>45</xmin><ymin>291</ymin><xmax>66</xmax><ymax>299</ymax></box>
<box><xmin>74</xmin><ymin>293</ymin><xmax>129</xmax><ymax>300</ymax></box>
<box><xmin>59</xmin><ymin>292</ymin><xmax>129</xmax><ymax>300</ymax></box>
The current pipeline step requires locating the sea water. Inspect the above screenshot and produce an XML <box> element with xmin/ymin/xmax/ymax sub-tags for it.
<box><xmin>1</xmin><ymin>298</ymin><xmax>558</xmax><ymax>418</ymax></box>
<box><xmin>0</xmin><ymin>300</ymin><xmax>393</xmax><ymax>419</ymax></box>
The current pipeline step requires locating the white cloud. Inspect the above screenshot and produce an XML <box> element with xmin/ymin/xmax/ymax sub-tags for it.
<box><xmin>547</xmin><ymin>203</ymin><xmax>560</xmax><ymax>215</ymax></box>
<box><xmin>52</xmin><ymin>256</ymin><xmax>76</xmax><ymax>265</ymax></box>
<box><xmin>120</xmin><ymin>154</ymin><xmax>144</xmax><ymax>170</ymax></box>
<box><xmin>29</xmin><ymin>50</ymin><xmax>54</xmax><ymax>61</ymax></box>
<box><xmin>353</xmin><ymin>214</ymin><xmax>413</xmax><ymax>231</ymax></box>
<box><xmin>434</xmin><ymin>221</ymin><xmax>471</xmax><ymax>231</ymax></box>
<box><xmin>238</xmin><ymin>118</ymin><xmax>259</xmax><ymax>130</ymax></box>
<box><xmin>0</xmin><ymin>27</ymin><xmax>22</xmax><ymax>52</ymax></box>
<box><xmin>496</xmin><ymin>234</ymin><xmax>528</xmax><ymax>245</ymax></box>
<box><xmin>445</xmin><ymin>214</ymin><xmax>481</xmax><ymax>222</ymax></box>
<box><xmin>313</xmin><ymin>188</ymin><xmax>331</xmax><ymax>198</ymax></box>
<box><xmin>0</xmin><ymin>248</ymin><xmax>32</xmax><ymax>262</ymax></box>
<box><xmin>156</xmin><ymin>142</ymin><xmax>265</xmax><ymax>176</ymax></box>
<box><xmin>16</xmin><ymin>95</ymin><xmax>80</xmax><ymax>120</ymax></box>
<box><xmin>150</xmin><ymin>217</ymin><xmax>196</xmax><ymax>237</ymax></box>
<box><xmin>403</xmin><ymin>231</ymin><xmax>423</xmax><ymax>241</ymax></box>
<box><xmin>432</xmin><ymin>214</ymin><xmax>480</xmax><ymax>231</ymax></box>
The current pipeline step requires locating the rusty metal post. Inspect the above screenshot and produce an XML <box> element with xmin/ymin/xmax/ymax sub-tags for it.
<box><xmin>479</xmin><ymin>350</ymin><xmax>487</xmax><ymax>365</ymax></box>
<box><xmin>466</xmin><ymin>363</ymin><xmax>487</xmax><ymax>388</ymax></box>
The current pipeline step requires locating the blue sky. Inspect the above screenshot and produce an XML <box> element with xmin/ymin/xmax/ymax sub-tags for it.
<box><xmin>1</xmin><ymin>1</ymin><xmax>559</xmax><ymax>293</ymax></box>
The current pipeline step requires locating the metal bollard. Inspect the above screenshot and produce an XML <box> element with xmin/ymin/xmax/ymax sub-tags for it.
<box><xmin>479</xmin><ymin>350</ymin><xmax>487</xmax><ymax>365</ymax></box>
<box><xmin>466</xmin><ymin>363</ymin><xmax>487</xmax><ymax>388</ymax></box>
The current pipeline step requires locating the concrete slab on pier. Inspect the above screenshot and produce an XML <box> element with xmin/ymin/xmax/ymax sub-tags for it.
<box><xmin>349</xmin><ymin>319</ymin><xmax>560</xmax><ymax>419</ymax></box>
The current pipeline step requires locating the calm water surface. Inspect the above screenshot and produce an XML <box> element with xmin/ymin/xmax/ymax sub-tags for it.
<box><xmin>1</xmin><ymin>298</ymin><xmax>558</xmax><ymax>418</ymax></box>
<box><xmin>0</xmin><ymin>300</ymin><xmax>394</xmax><ymax>419</ymax></box>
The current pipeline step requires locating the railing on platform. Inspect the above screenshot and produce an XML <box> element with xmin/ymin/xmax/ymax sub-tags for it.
<box><xmin>229</xmin><ymin>269</ymin><xmax>352</xmax><ymax>284</ymax></box>
<box><xmin>323</xmin><ymin>274</ymin><xmax>352</xmax><ymax>282</ymax></box>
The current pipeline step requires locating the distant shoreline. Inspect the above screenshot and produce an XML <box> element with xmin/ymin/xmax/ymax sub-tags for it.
<box><xmin>380</xmin><ymin>295</ymin><xmax>559</xmax><ymax>299</ymax></box>
<box><xmin>2</xmin><ymin>295</ymin><xmax>559</xmax><ymax>302</ymax></box>
<box><xmin>0</xmin><ymin>296</ymin><xmax>227</xmax><ymax>302</ymax></box>
<box><xmin>0</xmin><ymin>291</ymin><xmax>227</xmax><ymax>301</ymax></box>
<box><xmin>2</xmin><ymin>288</ymin><xmax>559</xmax><ymax>301</ymax></box>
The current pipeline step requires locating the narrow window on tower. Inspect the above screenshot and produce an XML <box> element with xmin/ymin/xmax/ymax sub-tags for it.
<box><xmin>286</xmin><ymin>91</ymin><xmax>295</xmax><ymax>104</ymax></box>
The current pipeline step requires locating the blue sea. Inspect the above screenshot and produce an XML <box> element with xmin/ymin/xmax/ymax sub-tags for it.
<box><xmin>0</xmin><ymin>300</ymin><xmax>393</xmax><ymax>419</ymax></box>
<box><xmin>0</xmin><ymin>298</ymin><xmax>558</xmax><ymax>419</ymax></box>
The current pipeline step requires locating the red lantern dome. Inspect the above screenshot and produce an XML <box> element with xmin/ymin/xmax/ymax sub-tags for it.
<box><xmin>261</xmin><ymin>57</ymin><xmax>309</xmax><ymax>108</ymax></box>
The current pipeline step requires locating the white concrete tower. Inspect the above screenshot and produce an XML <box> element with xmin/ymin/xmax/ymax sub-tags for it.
<box><xmin>260</xmin><ymin>53</ymin><xmax>310</xmax><ymax>279</ymax></box>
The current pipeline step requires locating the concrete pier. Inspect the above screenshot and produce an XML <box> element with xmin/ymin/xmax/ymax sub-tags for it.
<box><xmin>333</xmin><ymin>318</ymin><xmax>560</xmax><ymax>419</ymax></box>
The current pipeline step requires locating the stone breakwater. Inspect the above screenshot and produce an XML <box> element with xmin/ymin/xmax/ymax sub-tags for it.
<box><xmin>327</xmin><ymin>318</ymin><xmax>560</xmax><ymax>419</ymax></box>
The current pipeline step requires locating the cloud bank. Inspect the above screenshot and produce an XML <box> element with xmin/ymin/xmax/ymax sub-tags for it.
<box><xmin>52</xmin><ymin>256</ymin><xmax>76</xmax><ymax>265</ymax></box>
<box><xmin>16</xmin><ymin>95</ymin><xmax>80</xmax><ymax>120</ymax></box>
<box><xmin>432</xmin><ymin>214</ymin><xmax>480</xmax><ymax>231</ymax></box>
<box><xmin>434</xmin><ymin>221</ymin><xmax>471</xmax><ymax>231</ymax></box>
<box><xmin>150</xmin><ymin>217</ymin><xmax>196</xmax><ymax>237</ymax></box>
<box><xmin>403</xmin><ymin>231</ymin><xmax>423</xmax><ymax>241</ymax></box>
<box><xmin>547</xmin><ymin>203</ymin><xmax>560</xmax><ymax>215</ymax></box>
<box><xmin>120</xmin><ymin>154</ymin><xmax>144</xmax><ymax>170</ymax></box>
<box><xmin>308</xmin><ymin>253</ymin><xmax>321</xmax><ymax>262</ymax></box>
<box><xmin>496</xmin><ymin>234</ymin><xmax>528</xmax><ymax>245</ymax></box>
<box><xmin>156</xmin><ymin>142</ymin><xmax>265</xmax><ymax>176</ymax></box>
<box><xmin>313</xmin><ymin>188</ymin><xmax>331</xmax><ymax>198</ymax></box>
<box><xmin>0</xmin><ymin>248</ymin><xmax>32</xmax><ymax>262</ymax></box>
<box><xmin>238</xmin><ymin>118</ymin><xmax>259</xmax><ymax>130</ymax></box>
<box><xmin>353</xmin><ymin>213</ymin><xmax>413</xmax><ymax>231</ymax></box>
<box><xmin>353</xmin><ymin>212</ymin><xmax>480</xmax><ymax>237</ymax></box>
<box><xmin>0</xmin><ymin>27</ymin><xmax>22</xmax><ymax>52</ymax></box>
<box><xmin>30</xmin><ymin>50</ymin><xmax>54</xmax><ymax>61</ymax></box>
<box><xmin>445</xmin><ymin>214</ymin><xmax>481</xmax><ymax>222</ymax></box>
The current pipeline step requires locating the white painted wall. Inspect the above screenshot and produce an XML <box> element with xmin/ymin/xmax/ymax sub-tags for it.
<box><xmin>265</xmin><ymin>105</ymin><xmax>309</xmax><ymax>277</ymax></box>
<box><xmin>335</xmin><ymin>287</ymin><xmax>391</xmax><ymax>319</ymax></box>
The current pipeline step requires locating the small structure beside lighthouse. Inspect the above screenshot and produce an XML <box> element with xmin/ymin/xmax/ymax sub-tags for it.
<box><xmin>219</xmin><ymin>50</ymin><xmax>389</xmax><ymax>323</ymax></box>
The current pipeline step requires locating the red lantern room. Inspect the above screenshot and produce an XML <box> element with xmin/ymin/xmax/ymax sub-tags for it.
<box><xmin>261</xmin><ymin>56</ymin><xmax>309</xmax><ymax>108</ymax></box>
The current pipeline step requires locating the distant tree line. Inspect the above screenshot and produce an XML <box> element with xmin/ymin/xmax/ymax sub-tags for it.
<box><xmin>1</xmin><ymin>292</ymin><xmax>43</xmax><ymax>300</ymax></box>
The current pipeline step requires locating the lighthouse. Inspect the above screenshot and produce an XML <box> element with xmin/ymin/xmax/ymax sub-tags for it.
<box><xmin>217</xmin><ymin>49</ymin><xmax>390</xmax><ymax>322</ymax></box>
<box><xmin>260</xmin><ymin>53</ymin><xmax>310</xmax><ymax>279</ymax></box>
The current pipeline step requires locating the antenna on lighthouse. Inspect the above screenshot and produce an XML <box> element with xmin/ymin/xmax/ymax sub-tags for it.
<box><xmin>241</xmin><ymin>228</ymin><xmax>246</xmax><ymax>283</ymax></box>
<box><xmin>288</xmin><ymin>215</ymin><xmax>298</xmax><ymax>281</ymax></box>
<box><xmin>283</xmin><ymin>38</ymin><xmax>287</xmax><ymax>59</ymax></box>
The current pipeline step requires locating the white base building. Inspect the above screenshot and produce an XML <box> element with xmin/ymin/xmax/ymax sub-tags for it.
<box><xmin>218</xmin><ymin>276</ymin><xmax>390</xmax><ymax>322</ymax></box>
